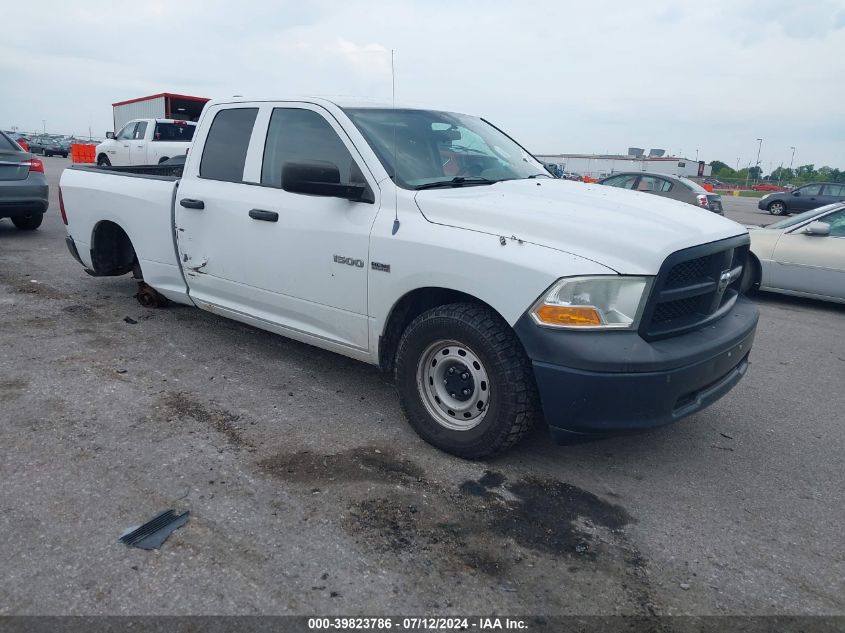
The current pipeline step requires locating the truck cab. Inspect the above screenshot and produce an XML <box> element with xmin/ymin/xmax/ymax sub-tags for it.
<box><xmin>96</xmin><ymin>119</ymin><xmax>196</xmax><ymax>167</ymax></box>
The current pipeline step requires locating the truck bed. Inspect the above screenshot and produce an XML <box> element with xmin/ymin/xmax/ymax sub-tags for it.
<box><xmin>60</xmin><ymin>164</ymin><xmax>190</xmax><ymax>304</ymax></box>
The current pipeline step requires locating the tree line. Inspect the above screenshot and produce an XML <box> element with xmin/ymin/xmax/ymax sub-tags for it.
<box><xmin>710</xmin><ymin>161</ymin><xmax>845</xmax><ymax>186</ymax></box>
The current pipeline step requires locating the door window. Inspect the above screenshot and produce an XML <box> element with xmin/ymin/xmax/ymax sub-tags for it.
<box><xmin>199</xmin><ymin>108</ymin><xmax>258</xmax><ymax>183</ymax></box>
<box><xmin>261</xmin><ymin>108</ymin><xmax>359</xmax><ymax>188</ymax></box>
<box><xmin>132</xmin><ymin>122</ymin><xmax>148</xmax><ymax>140</ymax></box>
<box><xmin>797</xmin><ymin>184</ymin><xmax>822</xmax><ymax>196</ymax></box>
<box><xmin>602</xmin><ymin>174</ymin><xmax>638</xmax><ymax>189</ymax></box>
<box><xmin>116</xmin><ymin>123</ymin><xmax>136</xmax><ymax>140</ymax></box>
<box><xmin>637</xmin><ymin>175</ymin><xmax>673</xmax><ymax>192</ymax></box>
<box><xmin>820</xmin><ymin>209</ymin><xmax>845</xmax><ymax>237</ymax></box>
<box><xmin>822</xmin><ymin>184</ymin><xmax>845</xmax><ymax>197</ymax></box>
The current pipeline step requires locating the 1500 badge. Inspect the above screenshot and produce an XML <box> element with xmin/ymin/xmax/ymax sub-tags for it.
<box><xmin>333</xmin><ymin>255</ymin><xmax>364</xmax><ymax>268</ymax></box>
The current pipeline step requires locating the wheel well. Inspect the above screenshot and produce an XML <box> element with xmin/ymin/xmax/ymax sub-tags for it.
<box><xmin>158</xmin><ymin>156</ymin><xmax>170</xmax><ymax>164</ymax></box>
<box><xmin>97</xmin><ymin>153</ymin><xmax>109</xmax><ymax>164</ymax></box>
<box><xmin>90</xmin><ymin>221</ymin><xmax>139</xmax><ymax>277</ymax></box>
<box><xmin>379</xmin><ymin>287</ymin><xmax>496</xmax><ymax>373</ymax></box>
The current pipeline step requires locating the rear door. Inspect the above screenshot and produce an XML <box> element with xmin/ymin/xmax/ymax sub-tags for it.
<box><xmin>0</xmin><ymin>132</ymin><xmax>29</xmax><ymax>181</ymax></box>
<box><xmin>819</xmin><ymin>183</ymin><xmax>845</xmax><ymax>205</ymax></box>
<box><xmin>129</xmin><ymin>121</ymin><xmax>148</xmax><ymax>165</ymax></box>
<box><xmin>770</xmin><ymin>208</ymin><xmax>845</xmax><ymax>299</ymax></box>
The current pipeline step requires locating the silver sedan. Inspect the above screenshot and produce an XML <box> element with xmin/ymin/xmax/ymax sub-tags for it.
<box><xmin>742</xmin><ymin>203</ymin><xmax>845</xmax><ymax>303</ymax></box>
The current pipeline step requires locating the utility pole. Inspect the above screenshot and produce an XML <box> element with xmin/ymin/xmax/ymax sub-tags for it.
<box><xmin>42</xmin><ymin>120</ymin><xmax>46</xmax><ymax>135</ymax></box>
<box><xmin>695</xmin><ymin>149</ymin><xmax>699</xmax><ymax>162</ymax></box>
<box><xmin>754</xmin><ymin>138</ymin><xmax>763</xmax><ymax>183</ymax></box>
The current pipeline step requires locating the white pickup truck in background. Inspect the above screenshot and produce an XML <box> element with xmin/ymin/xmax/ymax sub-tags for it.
<box><xmin>60</xmin><ymin>97</ymin><xmax>758</xmax><ymax>458</ymax></box>
<box><xmin>95</xmin><ymin>118</ymin><xmax>196</xmax><ymax>167</ymax></box>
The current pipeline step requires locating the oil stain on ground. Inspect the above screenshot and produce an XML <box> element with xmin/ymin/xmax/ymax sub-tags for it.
<box><xmin>261</xmin><ymin>446</ymin><xmax>658</xmax><ymax>613</ymax></box>
<box><xmin>161</xmin><ymin>392</ymin><xmax>252</xmax><ymax>449</ymax></box>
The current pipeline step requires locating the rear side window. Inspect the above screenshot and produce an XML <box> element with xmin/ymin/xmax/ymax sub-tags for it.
<box><xmin>823</xmin><ymin>184</ymin><xmax>845</xmax><ymax>197</ymax></box>
<box><xmin>637</xmin><ymin>175</ymin><xmax>673</xmax><ymax>192</ymax></box>
<box><xmin>200</xmin><ymin>108</ymin><xmax>258</xmax><ymax>183</ymax></box>
<box><xmin>261</xmin><ymin>108</ymin><xmax>359</xmax><ymax>188</ymax></box>
<box><xmin>0</xmin><ymin>132</ymin><xmax>19</xmax><ymax>151</ymax></box>
<box><xmin>154</xmin><ymin>122</ymin><xmax>196</xmax><ymax>142</ymax></box>
<box><xmin>602</xmin><ymin>174</ymin><xmax>638</xmax><ymax>189</ymax></box>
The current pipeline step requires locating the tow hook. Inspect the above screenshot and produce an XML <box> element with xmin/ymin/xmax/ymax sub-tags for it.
<box><xmin>135</xmin><ymin>282</ymin><xmax>167</xmax><ymax>308</ymax></box>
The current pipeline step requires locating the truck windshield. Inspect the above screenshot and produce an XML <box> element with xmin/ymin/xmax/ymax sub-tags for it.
<box><xmin>153</xmin><ymin>122</ymin><xmax>196</xmax><ymax>142</ymax></box>
<box><xmin>343</xmin><ymin>108</ymin><xmax>548</xmax><ymax>189</ymax></box>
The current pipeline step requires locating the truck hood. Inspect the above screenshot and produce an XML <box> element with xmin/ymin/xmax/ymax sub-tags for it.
<box><xmin>414</xmin><ymin>178</ymin><xmax>747</xmax><ymax>275</ymax></box>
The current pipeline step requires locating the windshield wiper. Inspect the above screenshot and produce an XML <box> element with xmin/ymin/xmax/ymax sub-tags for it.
<box><xmin>526</xmin><ymin>173</ymin><xmax>552</xmax><ymax>179</ymax></box>
<box><xmin>415</xmin><ymin>176</ymin><xmax>498</xmax><ymax>190</ymax></box>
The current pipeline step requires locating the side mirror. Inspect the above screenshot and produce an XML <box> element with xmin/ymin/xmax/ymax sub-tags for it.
<box><xmin>106</xmin><ymin>131</ymin><xmax>115</xmax><ymax>140</ymax></box>
<box><xmin>792</xmin><ymin>190</ymin><xmax>800</xmax><ymax>196</ymax></box>
<box><xmin>803</xmin><ymin>221</ymin><xmax>830</xmax><ymax>236</ymax></box>
<box><xmin>282</xmin><ymin>160</ymin><xmax>373</xmax><ymax>203</ymax></box>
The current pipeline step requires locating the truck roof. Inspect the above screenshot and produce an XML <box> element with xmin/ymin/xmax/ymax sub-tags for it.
<box><xmin>205</xmin><ymin>96</ymin><xmax>447</xmax><ymax>112</ymax></box>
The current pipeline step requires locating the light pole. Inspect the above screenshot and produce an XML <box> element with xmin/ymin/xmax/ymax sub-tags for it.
<box><xmin>42</xmin><ymin>120</ymin><xmax>46</xmax><ymax>135</ymax></box>
<box><xmin>695</xmin><ymin>149</ymin><xmax>699</xmax><ymax>162</ymax></box>
<box><xmin>788</xmin><ymin>146</ymin><xmax>796</xmax><ymax>181</ymax></box>
<box><xmin>754</xmin><ymin>138</ymin><xmax>763</xmax><ymax>183</ymax></box>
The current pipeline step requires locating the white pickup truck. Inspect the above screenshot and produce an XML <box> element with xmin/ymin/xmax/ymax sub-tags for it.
<box><xmin>95</xmin><ymin>118</ymin><xmax>196</xmax><ymax>167</ymax></box>
<box><xmin>60</xmin><ymin>97</ymin><xmax>758</xmax><ymax>457</ymax></box>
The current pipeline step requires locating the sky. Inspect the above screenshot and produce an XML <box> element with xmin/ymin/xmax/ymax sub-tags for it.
<box><xmin>2</xmin><ymin>0</ymin><xmax>844</xmax><ymax>172</ymax></box>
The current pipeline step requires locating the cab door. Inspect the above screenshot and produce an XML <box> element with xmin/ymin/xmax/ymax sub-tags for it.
<box><xmin>771</xmin><ymin>208</ymin><xmax>845</xmax><ymax>300</ymax></box>
<box><xmin>108</xmin><ymin>121</ymin><xmax>135</xmax><ymax>165</ymax></box>
<box><xmin>174</xmin><ymin>102</ymin><xmax>380</xmax><ymax>352</ymax></box>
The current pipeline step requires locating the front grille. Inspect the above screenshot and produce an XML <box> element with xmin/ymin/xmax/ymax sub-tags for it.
<box><xmin>640</xmin><ymin>236</ymin><xmax>749</xmax><ymax>340</ymax></box>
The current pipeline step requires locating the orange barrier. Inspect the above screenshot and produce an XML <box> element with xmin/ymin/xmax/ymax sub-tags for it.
<box><xmin>703</xmin><ymin>183</ymin><xmax>714</xmax><ymax>192</ymax></box>
<box><xmin>71</xmin><ymin>143</ymin><xmax>96</xmax><ymax>164</ymax></box>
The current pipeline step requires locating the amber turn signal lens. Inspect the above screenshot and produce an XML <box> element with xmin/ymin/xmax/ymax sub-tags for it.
<box><xmin>534</xmin><ymin>305</ymin><xmax>602</xmax><ymax>326</ymax></box>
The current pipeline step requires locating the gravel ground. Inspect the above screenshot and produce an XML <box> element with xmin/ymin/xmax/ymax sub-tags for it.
<box><xmin>0</xmin><ymin>157</ymin><xmax>842</xmax><ymax>616</ymax></box>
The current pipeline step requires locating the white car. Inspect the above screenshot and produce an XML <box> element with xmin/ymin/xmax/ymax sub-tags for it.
<box><xmin>59</xmin><ymin>98</ymin><xmax>758</xmax><ymax>457</ymax></box>
<box><xmin>95</xmin><ymin>118</ymin><xmax>196</xmax><ymax>167</ymax></box>
<box><xmin>743</xmin><ymin>203</ymin><xmax>845</xmax><ymax>303</ymax></box>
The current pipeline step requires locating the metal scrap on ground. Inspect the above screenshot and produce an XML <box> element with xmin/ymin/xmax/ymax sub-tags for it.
<box><xmin>119</xmin><ymin>509</ymin><xmax>190</xmax><ymax>550</ymax></box>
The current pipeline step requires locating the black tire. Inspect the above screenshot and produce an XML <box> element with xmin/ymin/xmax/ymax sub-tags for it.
<box><xmin>767</xmin><ymin>200</ymin><xmax>787</xmax><ymax>215</ymax></box>
<box><xmin>44</xmin><ymin>151</ymin><xmax>51</xmax><ymax>157</ymax></box>
<box><xmin>394</xmin><ymin>302</ymin><xmax>538</xmax><ymax>459</ymax></box>
<box><xmin>11</xmin><ymin>213</ymin><xmax>43</xmax><ymax>231</ymax></box>
<box><xmin>62</xmin><ymin>152</ymin><xmax>68</xmax><ymax>158</ymax></box>
<box><xmin>97</xmin><ymin>155</ymin><xmax>111</xmax><ymax>167</ymax></box>
<box><xmin>740</xmin><ymin>254</ymin><xmax>761</xmax><ymax>295</ymax></box>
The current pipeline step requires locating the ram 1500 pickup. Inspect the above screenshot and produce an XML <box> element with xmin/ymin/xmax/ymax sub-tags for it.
<box><xmin>96</xmin><ymin>118</ymin><xmax>196</xmax><ymax>167</ymax></box>
<box><xmin>60</xmin><ymin>98</ymin><xmax>758</xmax><ymax>458</ymax></box>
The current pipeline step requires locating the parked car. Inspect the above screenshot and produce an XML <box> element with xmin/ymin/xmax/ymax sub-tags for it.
<box><xmin>758</xmin><ymin>182</ymin><xmax>845</xmax><ymax>215</ymax></box>
<box><xmin>43</xmin><ymin>139</ymin><xmax>70</xmax><ymax>158</ymax></box>
<box><xmin>60</xmin><ymin>97</ymin><xmax>757</xmax><ymax>458</ymax></box>
<box><xmin>0</xmin><ymin>130</ymin><xmax>49</xmax><ymax>230</ymax></box>
<box><xmin>26</xmin><ymin>137</ymin><xmax>47</xmax><ymax>155</ymax></box>
<box><xmin>742</xmin><ymin>203</ymin><xmax>845</xmax><ymax>303</ymax></box>
<box><xmin>96</xmin><ymin>119</ymin><xmax>196</xmax><ymax>167</ymax></box>
<box><xmin>598</xmin><ymin>172</ymin><xmax>724</xmax><ymax>214</ymax></box>
<box><xmin>703</xmin><ymin>177</ymin><xmax>724</xmax><ymax>187</ymax></box>
<box><xmin>751</xmin><ymin>183</ymin><xmax>785</xmax><ymax>192</ymax></box>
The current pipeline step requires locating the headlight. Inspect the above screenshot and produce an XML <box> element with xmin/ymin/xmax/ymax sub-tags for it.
<box><xmin>760</xmin><ymin>193</ymin><xmax>770</xmax><ymax>200</ymax></box>
<box><xmin>530</xmin><ymin>276</ymin><xmax>652</xmax><ymax>330</ymax></box>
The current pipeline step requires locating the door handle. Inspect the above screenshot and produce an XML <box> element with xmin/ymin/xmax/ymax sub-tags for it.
<box><xmin>180</xmin><ymin>198</ymin><xmax>205</xmax><ymax>209</ymax></box>
<box><xmin>249</xmin><ymin>209</ymin><xmax>279</xmax><ymax>222</ymax></box>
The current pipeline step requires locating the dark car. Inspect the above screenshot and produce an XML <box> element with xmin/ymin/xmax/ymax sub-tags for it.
<box><xmin>0</xmin><ymin>131</ymin><xmax>49</xmax><ymax>230</ymax></box>
<box><xmin>758</xmin><ymin>182</ymin><xmax>845</xmax><ymax>215</ymax></box>
<box><xmin>598</xmin><ymin>171</ymin><xmax>723</xmax><ymax>214</ymax></box>
<box><xmin>43</xmin><ymin>139</ymin><xmax>69</xmax><ymax>158</ymax></box>
<box><xmin>26</xmin><ymin>137</ymin><xmax>47</xmax><ymax>155</ymax></box>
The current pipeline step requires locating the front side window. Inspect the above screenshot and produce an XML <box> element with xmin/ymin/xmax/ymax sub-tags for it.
<box><xmin>798</xmin><ymin>184</ymin><xmax>822</xmax><ymax>196</ymax></box>
<box><xmin>820</xmin><ymin>209</ymin><xmax>845</xmax><ymax>237</ymax></box>
<box><xmin>116</xmin><ymin>123</ymin><xmax>136</xmax><ymax>140</ymax></box>
<box><xmin>199</xmin><ymin>108</ymin><xmax>258</xmax><ymax>183</ymax></box>
<box><xmin>261</xmin><ymin>108</ymin><xmax>359</xmax><ymax>188</ymax></box>
<box><xmin>344</xmin><ymin>108</ymin><xmax>546</xmax><ymax>189</ymax></box>
<box><xmin>603</xmin><ymin>174</ymin><xmax>639</xmax><ymax>189</ymax></box>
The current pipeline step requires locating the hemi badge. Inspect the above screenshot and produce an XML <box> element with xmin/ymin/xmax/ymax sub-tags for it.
<box><xmin>371</xmin><ymin>262</ymin><xmax>391</xmax><ymax>273</ymax></box>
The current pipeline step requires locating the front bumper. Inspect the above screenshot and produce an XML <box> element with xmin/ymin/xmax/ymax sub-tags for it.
<box><xmin>514</xmin><ymin>295</ymin><xmax>759</xmax><ymax>439</ymax></box>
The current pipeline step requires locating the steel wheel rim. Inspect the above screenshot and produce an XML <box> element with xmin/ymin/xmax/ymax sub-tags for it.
<box><xmin>416</xmin><ymin>339</ymin><xmax>490</xmax><ymax>431</ymax></box>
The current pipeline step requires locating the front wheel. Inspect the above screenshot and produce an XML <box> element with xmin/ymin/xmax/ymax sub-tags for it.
<box><xmin>12</xmin><ymin>213</ymin><xmax>43</xmax><ymax>230</ymax></box>
<box><xmin>394</xmin><ymin>303</ymin><xmax>538</xmax><ymax>458</ymax></box>
<box><xmin>740</xmin><ymin>254</ymin><xmax>761</xmax><ymax>295</ymax></box>
<box><xmin>97</xmin><ymin>155</ymin><xmax>111</xmax><ymax>167</ymax></box>
<box><xmin>767</xmin><ymin>201</ymin><xmax>787</xmax><ymax>215</ymax></box>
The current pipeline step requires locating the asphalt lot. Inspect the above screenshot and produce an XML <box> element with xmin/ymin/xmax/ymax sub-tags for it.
<box><xmin>1</xmin><ymin>156</ymin><xmax>843</xmax><ymax>616</ymax></box>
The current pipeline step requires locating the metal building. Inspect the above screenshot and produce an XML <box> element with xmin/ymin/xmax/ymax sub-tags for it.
<box><xmin>536</xmin><ymin>152</ymin><xmax>712</xmax><ymax>180</ymax></box>
<box><xmin>112</xmin><ymin>93</ymin><xmax>210</xmax><ymax>132</ymax></box>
